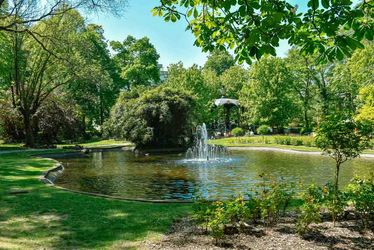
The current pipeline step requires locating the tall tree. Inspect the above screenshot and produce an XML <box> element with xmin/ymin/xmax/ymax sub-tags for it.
<box><xmin>220</xmin><ymin>65</ymin><xmax>248</xmax><ymax>99</ymax></box>
<box><xmin>65</xmin><ymin>24</ymin><xmax>121</xmax><ymax>128</ymax></box>
<box><xmin>356</xmin><ymin>85</ymin><xmax>374</xmax><ymax>123</ymax></box>
<box><xmin>328</xmin><ymin>43</ymin><xmax>374</xmax><ymax>113</ymax></box>
<box><xmin>204</xmin><ymin>49</ymin><xmax>235</xmax><ymax>75</ymax></box>
<box><xmin>5</xmin><ymin>9</ymin><xmax>86</xmax><ymax>146</ymax></box>
<box><xmin>240</xmin><ymin>57</ymin><xmax>297</xmax><ymax>129</ymax></box>
<box><xmin>286</xmin><ymin>48</ymin><xmax>318</xmax><ymax>131</ymax></box>
<box><xmin>0</xmin><ymin>0</ymin><xmax>125</xmax><ymax>32</ymax></box>
<box><xmin>165</xmin><ymin>63</ymin><xmax>217</xmax><ymax>124</ymax></box>
<box><xmin>111</xmin><ymin>36</ymin><xmax>160</xmax><ymax>89</ymax></box>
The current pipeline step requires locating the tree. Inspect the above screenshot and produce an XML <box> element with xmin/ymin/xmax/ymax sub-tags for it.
<box><xmin>220</xmin><ymin>65</ymin><xmax>249</xmax><ymax>99</ymax></box>
<box><xmin>0</xmin><ymin>31</ymin><xmax>12</xmax><ymax>88</ymax></box>
<box><xmin>239</xmin><ymin>57</ymin><xmax>297</xmax><ymax>129</ymax></box>
<box><xmin>104</xmin><ymin>86</ymin><xmax>195</xmax><ymax>149</ymax></box>
<box><xmin>347</xmin><ymin>43</ymin><xmax>374</xmax><ymax>86</ymax></box>
<box><xmin>356</xmin><ymin>85</ymin><xmax>374</xmax><ymax>123</ymax></box>
<box><xmin>3</xmin><ymin>10</ymin><xmax>86</xmax><ymax>147</ymax></box>
<box><xmin>165</xmin><ymin>63</ymin><xmax>218</xmax><ymax>124</ymax></box>
<box><xmin>328</xmin><ymin>43</ymin><xmax>374</xmax><ymax>114</ymax></box>
<box><xmin>153</xmin><ymin>0</ymin><xmax>373</xmax><ymax>63</ymax></box>
<box><xmin>316</xmin><ymin>112</ymin><xmax>373</xmax><ymax>222</ymax></box>
<box><xmin>204</xmin><ymin>49</ymin><xmax>235</xmax><ymax>75</ymax></box>
<box><xmin>111</xmin><ymin>36</ymin><xmax>160</xmax><ymax>89</ymax></box>
<box><xmin>286</xmin><ymin>48</ymin><xmax>318</xmax><ymax>131</ymax></box>
<box><xmin>64</xmin><ymin>24</ymin><xmax>121</xmax><ymax>129</ymax></box>
<box><xmin>0</xmin><ymin>0</ymin><xmax>126</xmax><ymax>53</ymax></box>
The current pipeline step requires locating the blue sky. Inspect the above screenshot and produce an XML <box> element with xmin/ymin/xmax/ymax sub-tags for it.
<box><xmin>85</xmin><ymin>0</ymin><xmax>308</xmax><ymax>68</ymax></box>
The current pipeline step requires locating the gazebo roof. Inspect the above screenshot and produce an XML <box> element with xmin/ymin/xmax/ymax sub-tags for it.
<box><xmin>214</xmin><ymin>98</ymin><xmax>239</xmax><ymax>107</ymax></box>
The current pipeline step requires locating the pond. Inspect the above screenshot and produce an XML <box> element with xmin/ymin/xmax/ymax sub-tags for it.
<box><xmin>54</xmin><ymin>149</ymin><xmax>374</xmax><ymax>201</ymax></box>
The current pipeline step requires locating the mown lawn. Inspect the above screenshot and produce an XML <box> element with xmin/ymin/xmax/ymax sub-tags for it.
<box><xmin>0</xmin><ymin>139</ymin><xmax>132</xmax><ymax>151</ymax></box>
<box><xmin>0</xmin><ymin>150</ymin><xmax>190</xmax><ymax>249</ymax></box>
<box><xmin>211</xmin><ymin>136</ymin><xmax>374</xmax><ymax>154</ymax></box>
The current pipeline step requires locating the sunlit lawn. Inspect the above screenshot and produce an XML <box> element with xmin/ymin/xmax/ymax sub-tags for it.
<box><xmin>0</xmin><ymin>150</ymin><xmax>190</xmax><ymax>249</ymax></box>
<box><xmin>211</xmin><ymin>136</ymin><xmax>374</xmax><ymax>154</ymax></box>
<box><xmin>0</xmin><ymin>139</ymin><xmax>132</xmax><ymax>151</ymax></box>
<box><xmin>57</xmin><ymin>139</ymin><xmax>132</xmax><ymax>148</ymax></box>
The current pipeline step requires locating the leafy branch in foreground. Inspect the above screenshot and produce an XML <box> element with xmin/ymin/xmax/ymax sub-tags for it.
<box><xmin>153</xmin><ymin>0</ymin><xmax>373</xmax><ymax>63</ymax></box>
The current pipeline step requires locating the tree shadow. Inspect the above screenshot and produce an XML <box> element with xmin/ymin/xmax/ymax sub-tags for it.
<box><xmin>0</xmin><ymin>153</ymin><xmax>191</xmax><ymax>248</ymax></box>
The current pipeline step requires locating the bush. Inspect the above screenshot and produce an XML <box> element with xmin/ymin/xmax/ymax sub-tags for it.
<box><xmin>296</xmin><ymin>184</ymin><xmax>323</xmax><ymax>234</ymax></box>
<box><xmin>257</xmin><ymin>125</ymin><xmax>271</xmax><ymax>135</ymax></box>
<box><xmin>297</xmin><ymin>182</ymin><xmax>348</xmax><ymax>234</ymax></box>
<box><xmin>0</xmin><ymin>94</ymin><xmax>83</xmax><ymax>144</ymax></box>
<box><xmin>231</xmin><ymin>127</ymin><xmax>245</xmax><ymax>137</ymax></box>
<box><xmin>35</xmin><ymin>97</ymin><xmax>84</xmax><ymax>144</ymax></box>
<box><xmin>104</xmin><ymin>86</ymin><xmax>196</xmax><ymax>149</ymax></box>
<box><xmin>0</xmin><ymin>98</ymin><xmax>24</xmax><ymax>142</ymax></box>
<box><xmin>346</xmin><ymin>175</ymin><xmax>374</xmax><ymax>228</ymax></box>
<box><xmin>250</xmin><ymin>175</ymin><xmax>295</xmax><ymax>225</ymax></box>
<box><xmin>193</xmin><ymin>175</ymin><xmax>295</xmax><ymax>242</ymax></box>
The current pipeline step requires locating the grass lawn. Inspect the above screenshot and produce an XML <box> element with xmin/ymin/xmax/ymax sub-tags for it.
<box><xmin>0</xmin><ymin>150</ymin><xmax>190</xmax><ymax>249</ymax></box>
<box><xmin>0</xmin><ymin>139</ymin><xmax>132</xmax><ymax>151</ymax></box>
<box><xmin>57</xmin><ymin>139</ymin><xmax>133</xmax><ymax>149</ymax></box>
<box><xmin>211</xmin><ymin>136</ymin><xmax>374</xmax><ymax>154</ymax></box>
<box><xmin>0</xmin><ymin>140</ymin><xmax>25</xmax><ymax>151</ymax></box>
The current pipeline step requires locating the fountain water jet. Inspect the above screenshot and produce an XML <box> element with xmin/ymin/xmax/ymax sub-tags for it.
<box><xmin>185</xmin><ymin>123</ymin><xmax>229</xmax><ymax>162</ymax></box>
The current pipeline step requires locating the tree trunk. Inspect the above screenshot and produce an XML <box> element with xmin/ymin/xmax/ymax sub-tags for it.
<box><xmin>23</xmin><ymin>112</ymin><xmax>35</xmax><ymax>147</ymax></box>
<box><xmin>333</xmin><ymin>161</ymin><xmax>341</xmax><ymax>226</ymax></box>
<box><xmin>334</xmin><ymin>162</ymin><xmax>340</xmax><ymax>197</ymax></box>
<box><xmin>304</xmin><ymin>108</ymin><xmax>310</xmax><ymax>131</ymax></box>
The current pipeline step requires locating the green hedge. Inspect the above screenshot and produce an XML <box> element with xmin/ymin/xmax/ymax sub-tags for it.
<box><xmin>214</xmin><ymin>135</ymin><xmax>317</xmax><ymax>147</ymax></box>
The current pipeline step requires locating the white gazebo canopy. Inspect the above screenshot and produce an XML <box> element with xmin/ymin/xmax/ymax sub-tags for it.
<box><xmin>214</xmin><ymin>98</ymin><xmax>239</xmax><ymax>107</ymax></box>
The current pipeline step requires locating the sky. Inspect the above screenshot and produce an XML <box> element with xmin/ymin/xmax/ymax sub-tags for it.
<box><xmin>85</xmin><ymin>0</ymin><xmax>308</xmax><ymax>68</ymax></box>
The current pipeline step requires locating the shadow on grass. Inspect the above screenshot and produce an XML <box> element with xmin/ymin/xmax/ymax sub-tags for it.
<box><xmin>0</xmin><ymin>152</ymin><xmax>191</xmax><ymax>249</ymax></box>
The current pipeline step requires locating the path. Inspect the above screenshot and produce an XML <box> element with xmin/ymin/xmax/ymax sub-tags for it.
<box><xmin>228</xmin><ymin>146</ymin><xmax>374</xmax><ymax>159</ymax></box>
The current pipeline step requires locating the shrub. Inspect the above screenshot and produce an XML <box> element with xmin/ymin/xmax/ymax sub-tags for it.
<box><xmin>35</xmin><ymin>97</ymin><xmax>84</xmax><ymax>144</ymax></box>
<box><xmin>0</xmin><ymin>94</ymin><xmax>83</xmax><ymax>144</ymax></box>
<box><xmin>193</xmin><ymin>197</ymin><xmax>250</xmax><ymax>243</ymax></box>
<box><xmin>291</xmin><ymin>138</ymin><xmax>303</xmax><ymax>146</ymax></box>
<box><xmin>346</xmin><ymin>175</ymin><xmax>374</xmax><ymax>228</ymax></box>
<box><xmin>257</xmin><ymin>125</ymin><xmax>271</xmax><ymax>135</ymax></box>
<box><xmin>0</xmin><ymin>98</ymin><xmax>24</xmax><ymax>142</ymax></box>
<box><xmin>251</xmin><ymin>175</ymin><xmax>295</xmax><ymax>225</ymax></box>
<box><xmin>192</xmin><ymin>175</ymin><xmax>295</xmax><ymax>243</ymax></box>
<box><xmin>296</xmin><ymin>182</ymin><xmax>348</xmax><ymax>234</ymax></box>
<box><xmin>296</xmin><ymin>184</ymin><xmax>324</xmax><ymax>234</ymax></box>
<box><xmin>231</xmin><ymin>127</ymin><xmax>245</xmax><ymax>137</ymax></box>
<box><xmin>104</xmin><ymin>86</ymin><xmax>196</xmax><ymax>149</ymax></box>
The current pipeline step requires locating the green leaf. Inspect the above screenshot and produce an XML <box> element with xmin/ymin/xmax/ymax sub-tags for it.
<box><xmin>194</xmin><ymin>8</ymin><xmax>198</xmax><ymax>18</ymax></box>
<box><xmin>336</xmin><ymin>47</ymin><xmax>344</xmax><ymax>61</ymax></box>
<box><xmin>239</xmin><ymin>6</ymin><xmax>246</xmax><ymax>17</ymax></box>
<box><xmin>365</xmin><ymin>30</ymin><xmax>373</xmax><ymax>41</ymax></box>
<box><xmin>321</xmin><ymin>0</ymin><xmax>329</xmax><ymax>8</ymax></box>
<box><xmin>307</xmin><ymin>0</ymin><xmax>319</xmax><ymax>9</ymax></box>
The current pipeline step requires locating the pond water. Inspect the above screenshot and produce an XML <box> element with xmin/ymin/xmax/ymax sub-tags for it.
<box><xmin>54</xmin><ymin>149</ymin><xmax>374</xmax><ymax>200</ymax></box>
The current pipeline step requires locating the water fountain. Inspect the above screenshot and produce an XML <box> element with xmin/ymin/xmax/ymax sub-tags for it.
<box><xmin>185</xmin><ymin>123</ymin><xmax>229</xmax><ymax>162</ymax></box>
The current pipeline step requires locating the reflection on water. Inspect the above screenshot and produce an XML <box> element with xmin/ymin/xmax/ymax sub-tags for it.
<box><xmin>55</xmin><ymin>149</ymin><xmax>374</xmax><ymax>200</ymax></box>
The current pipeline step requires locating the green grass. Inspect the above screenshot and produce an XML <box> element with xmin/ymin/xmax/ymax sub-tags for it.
<box><xmin>0</xmin><ymin>150</ymin><xmax>190</xmax><ymax>249</ymax></box>
<box><xmin>0</xmin><ymin>139</ymin><xmax>132</xmax><ymax>151</ymax></box>
<box><xmin>57</xmin><ymin>139</ymin><xmax>132</xmax><ymax>149</ymax></box>
<box><xmin>0</xmin><ymin>140</ymin><xmax>25</xmax><ymax>151</ymax></box>
<box><xmin>211</xmin><ymin>136</ymin><xmax>374</xmax><ymax>154</ymax></box>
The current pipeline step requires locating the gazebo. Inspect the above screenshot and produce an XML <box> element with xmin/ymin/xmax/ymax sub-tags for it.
<box><xmin>213</xmin><ymin>97</ymin><xmax>240</xmax><ymax>133</ymax></box>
